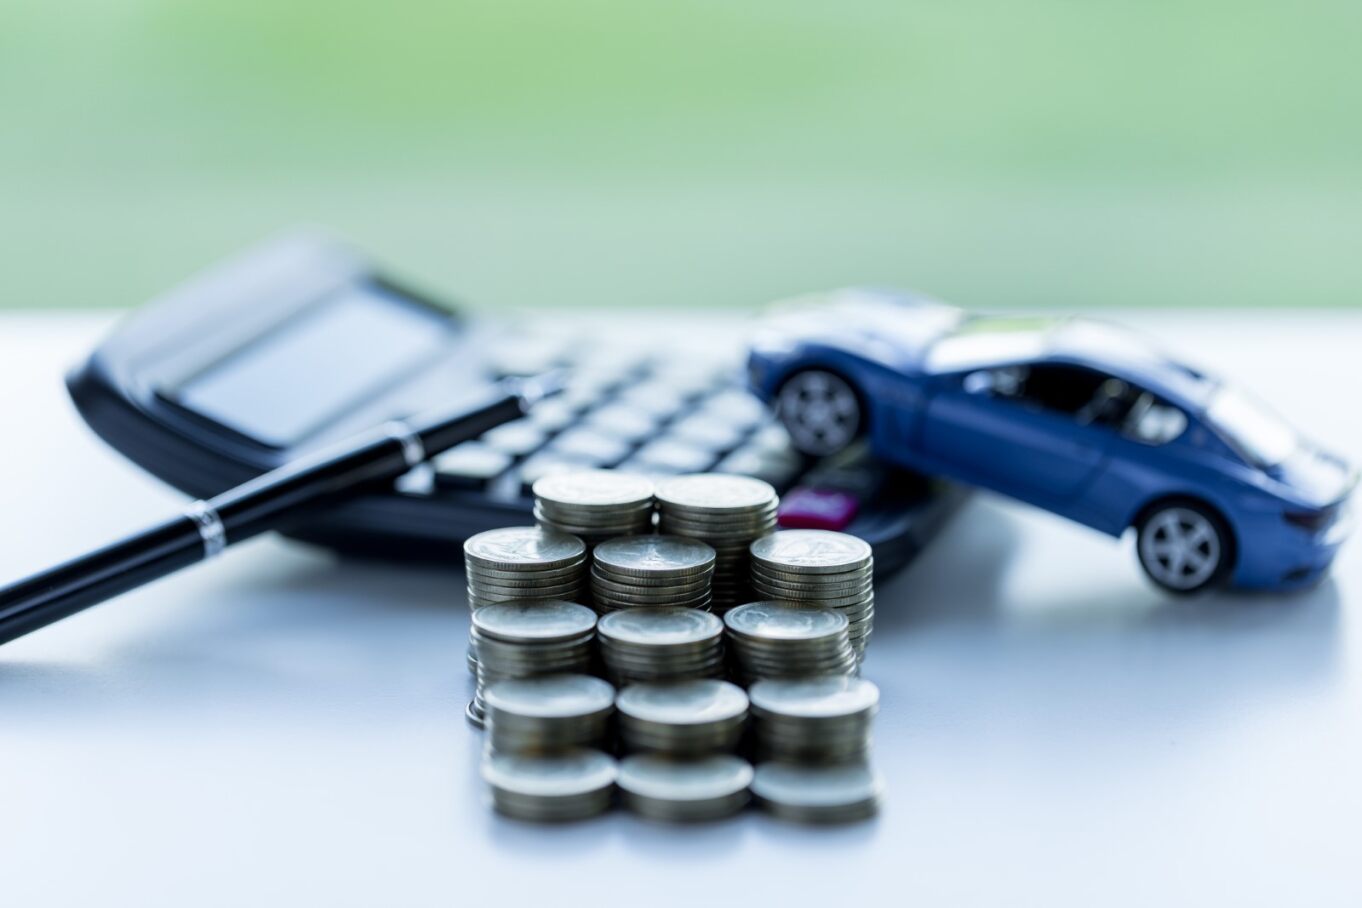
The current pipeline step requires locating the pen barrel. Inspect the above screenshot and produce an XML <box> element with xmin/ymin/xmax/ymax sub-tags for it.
<box><xmin>0</xmin><ymin>515</ymin><xmax>205</xmax><ymax>646</ymax></box>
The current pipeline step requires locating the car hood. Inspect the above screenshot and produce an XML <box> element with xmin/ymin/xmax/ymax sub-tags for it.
<box><xmin>1271</xmin><ymin>444</ymin><xmax>1358</xmax><ymax>509</ymax></box>
<box><xmin>754</xmin><ymin>288</ymin><xmax>963</xmax><ymax>370</ymax></box>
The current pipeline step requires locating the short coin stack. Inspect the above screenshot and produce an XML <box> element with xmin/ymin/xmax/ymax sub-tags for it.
<box><xmin>596</xmin><ymin>607</ymin><xmax>726</xmax><ymax>686</ymax></box>
<box><xmin>616</xmin><ymin>679</ymin><xmax>749</xmax><ymax>756</ymax></box>
<box><xmin>533</xmin><ymin>470</ymin><xmax>656</xmax><ymax>546</ymax></box>
<box><xmin>464</xmin><ymin>527</ymin><xmax>588</xmax><ymax>611</ymax></box>
<box><xmin>655</xmin><ymin>475</ymin><xmax>779</xmax><ymax>613</ymax></box>
<box><xmin>482</xmin><ymin>673</ymin><xmax>616</xmax><ymax>754</ymax></box>
<box><xmin>750</xmin><ymin>530</ymin><xmax>875</xmax><ymax>659</ymax></box>
<box><xmin>591</xmin><ymin>535</ymin><xmax>716</xmax><ymax>613</ymax></box>
<box><xmin>466</xmin><ymin>600</ymin><xmax>597</xmax><ymax>726</ymax></box>
<box><xmin>482</xmin><ymin>748</ymin><xmax>618</xmax><ymax>822</ymax></box>
<box><xmin>616</xmin><ymin>754</ymin><xmax>754</xmax><ymax>822</ymax></box>
<box><xmin>750</xmin><ymin>761</ymin><xmax>885</xmax><ymax>824</ymax></box>
<box><xmin>723</xmin><ymin>601</ymin><xmax>857</xmax><ymax>683</ymax></box>
<box><xmin>749</xmin><ymin>675</ymin><xmax>879</xmax><ymax>762</ymax></box>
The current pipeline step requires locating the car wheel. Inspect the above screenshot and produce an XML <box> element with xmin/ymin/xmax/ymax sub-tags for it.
<box><xmin>776</xmin><ymin>369</ymin><xmax>863</xmax><ymax>457</ymax></box>
<box><xmin>1136</xmin><ymin>501</ymin><xmax>1232</xmax><ymax>594</ymax></box>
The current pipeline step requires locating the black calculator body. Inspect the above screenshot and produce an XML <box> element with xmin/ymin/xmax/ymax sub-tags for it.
<box><xmin>67</xmin><ymin>232</ymin><xmax>966</xmax><ymax>574</ymax></box>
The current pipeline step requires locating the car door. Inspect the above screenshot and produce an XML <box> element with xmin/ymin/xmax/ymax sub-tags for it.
<box><xmin>917</xmin><ymin>362</ymin><xmax>1115</xmax><ymax>507</ymax></box>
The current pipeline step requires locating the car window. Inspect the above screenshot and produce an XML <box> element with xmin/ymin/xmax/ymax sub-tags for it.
<box><xmin>1120</xmin><ymin>392</ymin><xmax>1188</xmax><ymax>445</ymax></box>
<box><xmin>966</xmin><ymin>363</ymin><xmax>1112</xmax><ymax>417</ymax></box>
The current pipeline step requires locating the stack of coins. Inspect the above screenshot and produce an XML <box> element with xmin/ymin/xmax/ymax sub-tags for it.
<box><xmin>617</xmin><ymin>754</ymin><xmax>754</xmax><ymax>822</ymax></box>
<box><xmin>464</xmin><ymin>527</ymin><xmax>588</xmax><ymax>610</ymax></box>
<box><xmin>655</xmin><ymin>475</ymin><xmax>779</xmax><ymax>614</ymax></box>
<box><xmin>591</xmin><ymin>535</ymin><xmax>716</xmax><ymax>613</ymax></box>
<box><xmin>723</xmin><ymin>601</ymin><xmax>857</xmax><ymax>683</ymax></box>
<box><xmin>467</xmin><ymin>600</ymin><xmax>597</xmax><ymax>726</ymax></box>
<box><xmin>482</xmin><ymin>748</ymin><xmax>618</xmax><ymax>822</ymax></box>
<box><xmin>749</xmin><ymin>530</ymin><xmax>875</xmax><ymax>659</ymax></box>
<box><xmin>748</xmin><ymin>676</ymin><xmax>879</xmax><ymax>762</ymax></box>
<box><xmin>596</xmin><ymin>607</ymin><xmax>726</xmax><ymax>686</ymax></box>
<box><xmin>482</xmin><ymin>673</ymin><xmax>616</xmax><ymax>753</ymax></box>
<box><xmin>616</xmin><ymin>679</ymin><xmax>749</xmax><ymax>755</ymax></box>
<box><xmin>750</xmin><ymin>761</ymin><xmax>885</xmax><ymax>824</ymax></box>
<box><xmin>533</xmin><ymin>470</ymin><xmax>656</xmax><ymax>546</ymax></box>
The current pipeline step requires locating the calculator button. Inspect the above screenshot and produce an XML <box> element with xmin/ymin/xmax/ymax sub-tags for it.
<box><xmin>515</xmin><ymin>453</ymin><xmax>593</xmax><ymax>493</ymax></box>
<box><xmin>714</xmin><ymin>445</ymin><xmax>803</xmax><ymax>488</ymax></box>
<box><xmin>483</xmin><ymin>419</ymin><xmax>548</xmax><ymax>458</ymax></box>
<box><xmin>547</xmin><ymin>428</ymin><xmax>632</xmax><ymax>466</ymax></box>
<box><xmin>526</xmin><ymin>397</ymin><xmax>578</xmax><ymax>433</ymax></box>
<box><xmin>697</xmin><ymin>389</ymin><xmax>767</xmax><ymax>429</ymax></box>
<box><xmin>432</xmin><ymin>442</ymin><xmax>513</xmax><ymax>490</ymax></box>
<box><xmin>665</xmin><ymin>413</ymin><xmax>747</xmax><ymax>452</ymax></box>
<box><xmin>585</xmin><ymin>404</ymin><xmax>659</xmax><ymax>443</ymax></box>
<box><xmin>748</xmin><ymin>422</ymin><xmax>795</xmax><ymax>455</ymax></box>
<box><xmin>777</xmin><ymin>487</ymin><xmax>860</xmax><ymax>531</ymax></box>
<box><xmin>617</xmin><ymin>382</ymin><xmax>688</xmax><ymax>418</ymax></box>
<box><xmin>631</xmin><ymin>439</ymin><xmax>716</xmax><ymax>474</ymax></box>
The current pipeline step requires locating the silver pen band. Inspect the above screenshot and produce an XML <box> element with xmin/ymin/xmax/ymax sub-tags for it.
<box><xmin>383</xmin><ymin>419</ymin><xmax>426</xmax><ymax>468</ymax></box>
<box><xmin>184</xmin><ymin>500</ymin><xmax>227</xmax><ymax>560</ymax></box>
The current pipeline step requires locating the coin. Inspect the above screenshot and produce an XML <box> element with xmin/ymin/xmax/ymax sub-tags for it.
<box><xmin>593</xmin><ymin>535</ymin><xmax>716</xmax><ymax>579</ymax></box>
<box><xmin>751</xmin><ymin>761</ymin><xmax>884</xmax><ymax>823</ymax></box>
<box><xmin>598</xmin><ymin>607</ymin><xmax>723</xmax><ymax>647</ymax></box>
<box><xmin>482</xmin><ymin>748</ymin><xmax>617</xmax><ymax>822</ymax></box>
<box><xmin>465</xmin><ymin>527</ymin><xmax>587</xmax><ymax>572</ymax></box>
<box><xmin>750</xmin><ymin>530</ymin><xmax>872</xmax><ymax>574</ymax></box>
<box><xmin>749</xmin><ymin>676</ymin><xmax>879</xmax><ymax>762</ymax></box>
<box><xmin>617</xmin><ymin>754</ymin><xmax>753</xmax><ymax>822</ymax></box>
<box><xmin>655</xmin><ymin>474</ymin><xmax>778</xmax><ymax>514</ymax></box>
<box><xmin>724</xmin><ymin>601</ymin><xmax>849</xmax><ymax>641</ymax></box>
<box><xmin>534</xmin><ymin>470</ymin><xmax>655</xmax><ymax>509</ymax></box>
<box><xmin>483</xmin><ymin>673</ymin><xmax>616</xmax><ymax>752</ymax></box>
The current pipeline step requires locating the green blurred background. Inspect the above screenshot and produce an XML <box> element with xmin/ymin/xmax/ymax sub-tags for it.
<box><xmin>2</xmin><ymin>0</ymin><xmax>1358</xmax><ymax>313</ymax></box>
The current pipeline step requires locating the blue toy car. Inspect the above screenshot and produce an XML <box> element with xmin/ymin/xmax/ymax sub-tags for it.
<box><xmin>747</xmin><ymin>289</ymin><xmax>1355</xmax><ymax>593</ymax></box>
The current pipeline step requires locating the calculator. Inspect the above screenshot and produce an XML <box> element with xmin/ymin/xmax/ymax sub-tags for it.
<box><xmin>67</xmin><ymin>231</ymin><xmax>966</xmax><ymax>575</ymax></box>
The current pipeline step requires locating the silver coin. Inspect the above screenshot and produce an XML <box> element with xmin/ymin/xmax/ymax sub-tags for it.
<box><xmin>724</xmin><ymin>601</ymin><xmax>848</xmax><ymax>640</ymax></box>
<box><xmin>533</xmin><ymin>470</ymin><xmax>655</xmax><ymax>508</ymax></box>
<box><xmin>483</xmin><ymin>673</ymin><xmax>615</xmax><ymax>720</ymax></box>
<box><xmin>465</xmin><ymin>527</ymin><xmax>587</xmax><ymax>571</ymax></box>
<box><xmin>482</xmin><ymin>748</ymin><xmax>618</xmax><ymax>799</ymax></box>
<box><xmin>751</xmin><ymin>761</ymin><xmax>884</xmax><ymax>822</ymax></box>
<box><xmin>470</xmin><ymin>603</ymin><xmax>595</xmax><ymax>646</ymax></box>
<box><xmin>750</xmin><ymin>530</ymin><xmax>872</xmax><ymax>574</ymax></box>
<box><xmin>616</xmin><ymin>679</ymin><xmax>748</xmax><ymax>725</ymax></box>
<box><xmin>617</xmin><ymin>754</ymin><xmax>753</xmax><ymax>803</ymax></box>
<box><xmin>598</xmin><ymin>607</ymin><xmax>722</xmax><ymax>646</ymax></box>
<box><xmin>655</xmin><ymin>474</ymin><xmax>777</xmax><ymax>513</ymax></box>
<box><xmin>593</xmin><ymin>535</ymin><xmax>716</xmax><ymax>578</ymax></box>
<box><xmin>748</xmin><ymin>676</ymin><xmax>879</xmax><ymax>719</ymax></box>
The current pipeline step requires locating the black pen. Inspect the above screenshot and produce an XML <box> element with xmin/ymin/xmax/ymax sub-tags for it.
<box><xmin>0</xmin><ymin>375</ymin><xmax>563</xmax><ymax>646</ymax></box>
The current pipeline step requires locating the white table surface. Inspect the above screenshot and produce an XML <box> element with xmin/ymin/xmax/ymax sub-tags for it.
<box><xmin>1</xmin><ymin>311</ymin><xmax>1359</xmax><ymax>908</ymax></box>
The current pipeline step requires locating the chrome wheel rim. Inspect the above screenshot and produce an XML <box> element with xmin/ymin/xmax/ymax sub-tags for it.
<box><xmin>777</xmin><ymin>371</ymin><xmax>860</xmax><ymax>456</ymax></box>
<box><xmin>1140</xmin><ymin>507</ymin><xmax>1222</xmax><ymax>590</ymax></box>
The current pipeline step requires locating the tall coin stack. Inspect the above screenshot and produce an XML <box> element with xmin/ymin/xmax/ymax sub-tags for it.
<box><xmin>466</xmin><ymin>600</ymin><xmax>597</xmax><ymax>726</ymax></box>
<box><xmin>482</xmin><ymin>673</ymin><xmax>616</xmax><ymax>753</ymax></box>
<box><xmin>749</xmin><ymin>530</ymin><xmax>875</xmax><ymax>659</ymax></box>
<box><xmin>464</xmin><ymin>527</ymin><xmax>589</xmax><ymax>610</ymax></box>
<box><xmin>596</xmin><ymin>607</ymin><xmax>726</xmax><ymax>686</ymax></box>
<box><xmin>615</xmin><ymin>679</ymin><xmax>749</xmax><ymax>756</ymax></box>
<box><xmin>655</xmin><ymin>474</ymin><xmax>778</xmax><ymax>614</ymax></box>
<box><xmin>464</xmin><ymin>526</ymin><xmax>588</xmax><ymax>675</ymax></box>
<box><xmin>748</xmin><ymin>675</ymin><xmax>879</xmax><ymax>763</ymax></box>
<box><xmin>590</xmin><ymin>535</ymin><xmax>716</xmax><ymax>613</ymax></box>
<box><xmin>533</xmin><ymin>470</ymin><xmax>655</xmax><ymax>547</ymax></box>
<box><xmin>723</xmin><ymin>601</ymin><xmax>857</xmax><ymax>683</ymax></box>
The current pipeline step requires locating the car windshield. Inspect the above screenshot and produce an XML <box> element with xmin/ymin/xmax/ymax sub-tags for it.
<box><xmin>1206</xmin><ymin>386</ymin><xmax>1298</xmax><ymax>468</ymax></box>
<box><xmin>924</xmin><ymin>316</ymin><xmax>1055</xmax><ymax>373</ymax></box>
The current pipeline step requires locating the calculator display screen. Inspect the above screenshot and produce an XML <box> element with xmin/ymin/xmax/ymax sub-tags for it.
<box><xmin>172</xmin><ymin>284</ymin><xmax>451</xmax><ymax>446</ymax></box>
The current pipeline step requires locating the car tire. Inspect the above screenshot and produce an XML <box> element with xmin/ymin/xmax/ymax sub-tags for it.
<box><xmin>776</xmin><ymin>369</ymin><xmax>863</xmax><ymax>457</ymax></box>
<box><xmin>1135</xmin><ymin>500</ymin><xmax>1233</xmax><ymax>594</ymax></box>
